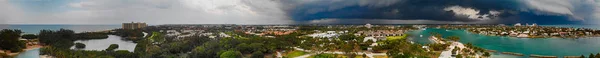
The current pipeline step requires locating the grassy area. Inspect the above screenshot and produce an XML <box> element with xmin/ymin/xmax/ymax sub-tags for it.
<box><xmin>148</xmin><ymin>32</ymin><xmax>164</xmax><ymax>43</ymax></box>
<box><xmin>308</xmin><ymin>54</ymin><xmax>335</xmax><ymax>58</ymax></box>
<box><xmin>286</xmin><ymin>51</ymin><xmax>307</xmax><ymax>57</ymax></box>
<box><xmin>305</xmin><ymin>54</ymin><xmax>369</xmax><ymax>58</ymax></box>
<box><xmin>386</xmin><ymin>34</ymin><xmax>408</xmax><ymax>40</ymax></box>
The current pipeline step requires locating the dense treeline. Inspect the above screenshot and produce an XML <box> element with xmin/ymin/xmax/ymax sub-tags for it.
<box><xmin>376</xmin><ymin>36</ymin><xmax>432</xmax><ymax>57</ymax></box>
<box><xmin>39</xmin><ymin>29</ymin><xmax>77</xmax><ymax>48</ymax></box>
<box><xmin>41</xmin><ymin>46</ymin><xmax>137</xmax><ymax>58</ymax></box>
<box><xmin>39</xmin><ymin>29</ymin><xmax>114</xmax><ymax>48</ymax></box>
<box><xmin>110</xmin><ymin>29</ymin><xmax>145</xmax><ymax>42</ymax></box>
<box><xmin>39</xmin><ymin>29</ymin><xmax>141</xmax><ymax>58</ymax></box>
<box><xmin>21</xmin><ymin>34</ymin><xmax>37</xmax><ymax>39</ymax></box>
<box><xmin>76</xmin><ymin>32</ymin><xmax>109</xmax><ymax>39</ymax></box>
<box><xmin>0</xmin><ymin>29</ymin><xmax>26</xmax><ymax>52</ymax></box>
<box><xmin>127</xmin><ymin>30</ymin><xmax>304</xmax><ymax>58</ymax></box>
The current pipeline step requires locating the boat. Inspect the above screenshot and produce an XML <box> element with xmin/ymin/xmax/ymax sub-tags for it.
<box><xmin>420</xmin><ymin>35</ymin><xmax>423</xmax><ymax>37</ymax></box>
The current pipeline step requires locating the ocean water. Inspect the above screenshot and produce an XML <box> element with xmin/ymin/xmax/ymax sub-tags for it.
<box><xmin>0</xmin><ymin>25</ymin><xmax>121</xmax><ymax>34</ymax></box>
<box><xmin>408</xmin><ymin>28</ymin><xmax>600</xmax><ymax>58</ymax></box>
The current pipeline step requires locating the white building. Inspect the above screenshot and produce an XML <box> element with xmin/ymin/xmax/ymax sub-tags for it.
<box><xmin>308</xmin><ymin>31</ymin><xmax>339</xmax><ymax>38</ymax></box>
<box><xmin>530</xmin><ymin>23</ymin><xmax>538</xmax><ymax>27</ymax></box>
<box><xmin>365</xmin><ymin>23</ymin><xmax>372</xmax><ymax>28</ymax></box>
<box><xmin>514</xmin><ymin>23</ymin><xmax>522</xmax><ymax>26</ymax></box>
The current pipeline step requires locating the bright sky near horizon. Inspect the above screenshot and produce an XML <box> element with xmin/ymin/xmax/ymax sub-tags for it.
<box><xmin>0</xmin><ymin>0</ymin><xmax>599</xmax><ymax>25</ymax></box>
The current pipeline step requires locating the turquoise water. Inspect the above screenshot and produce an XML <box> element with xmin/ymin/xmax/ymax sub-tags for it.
<box><xmin>0</xmin><ymin>25</ymin><xmax>121</xmax><ymax>34</ymax></box>
<box><xmin>407</xmin><ymin>28</ymin><xmax>600</xmax><ymax>57</ymax></box>
<box><xmin>16</xmin><ymin>48</ymin><xmax>40</xmax><ymax>58</ymax></box>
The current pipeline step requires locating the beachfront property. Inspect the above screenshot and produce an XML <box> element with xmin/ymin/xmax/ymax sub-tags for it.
<box><xmin>122</xmin><ymin>22</ymin><xmax>147</xmax><ymax>29</ymax></box>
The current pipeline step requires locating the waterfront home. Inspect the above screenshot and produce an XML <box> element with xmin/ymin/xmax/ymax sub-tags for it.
<box><xmin>500</xmin><ymin>32</ymin><xmax>509</xmax><ymax>35</ymax></box>
<box><xmin>509</xmin><ymin>32</ymin><xmax>519</xmax><ymax>37</ymax></box>
<box><xmin>517</xmin><ymin>34</ymin><xmax>529</xmax><ymax>38</ymax></box>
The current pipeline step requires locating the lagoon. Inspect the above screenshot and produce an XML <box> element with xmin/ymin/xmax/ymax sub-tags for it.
<box><xmin>71</xmin><ymin>35</ymin><xmax>137</xmax><ymax>51</ymax></box>
<box><xmin>15</xmin><ymin>48</ymin><xmax>40</xmax><ymax>58</ymax></box>
<box><xmin>408</xmin><ymin>28</ymin><xmax>600</xmax><ymax>57</ymax></box>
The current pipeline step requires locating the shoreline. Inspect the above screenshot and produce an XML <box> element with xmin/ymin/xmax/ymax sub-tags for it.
<box><xmin>1</xmin><ymin>42</ymin><xmax>44</xmax><ymax>57</ymax></box>
<box><xmin>465</xmin><ymin>30</ymin><xmax>600</xmax><ymax>39</ymax></box>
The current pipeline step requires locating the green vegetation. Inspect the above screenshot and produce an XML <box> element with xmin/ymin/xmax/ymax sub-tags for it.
<box><xmin>148</xmin><ymin>32</ymin><xmax>164</xmax><ymax>44</ymax></box>
<box><xmin>36</xmin><ymin>26</ymin><xmax>427</xmax><ymax>58</ymax></box>
<box><xmin>39</xmin><ymin>29</ymin><xmax>77</xmax><ymax>48</ymax></box>
<box><xmin>0</xmin><ymin>29</ymin><xmax>26</xmax><ymax>52</ymax></box>
<box><xmin>220</xmin><ymin>50</ymin><xmax>243</xmax><ymax>58</ymax></box>
<box><xmin>251</xmin><ymin>52</ymin><xmax>264</xmax><ymax>58</ymax></box>
<box><xmin>375</xmin><ymin>34</ymin><xmax>433</xmax><ymax>58</ymax></box>
<box><xmin>313</xmin><ymin>54</ymin><xmax>335</xmax><ymax>58</ymax></box>
<box><xmin>447</xmin><ymin>36</ymin><xmax>460</xmax><ymax>41</ymax></box>
<box><xmin>386</xmin><ymin>34</ymin><xmax>408</xmax><ymax>40</ymax></box>
<box><xmin>75</xmin><ymin>43</ymin><xmax>86</xmax><ymax>49</ymax></box>
<box><xmin>40</xmin><ymin>46</ymin><xmax>137</xmax><ymax>58</ymax></box>
<box><xmin>21</xmin><ymin>34</ymin><xmax>38</xmax><ymax>39</ymax></box>
<box><xmin>590</xmin><ymin>53</ymin><xmax>594</xmax><ymax>58</ymax></box>
<box><xmin>76</xmin><ymin>32</ymin><xmax>109</xmax><ymax>39</ymax></box>
<box><xmin>105</xmin><ymin>44</ymin><xmax>119</xmax><ymax>51</ymax></box>
<box><xmin>286</xmin><ymin>51</ymin><xmax>307</xmax><ymax>57</ymax></box>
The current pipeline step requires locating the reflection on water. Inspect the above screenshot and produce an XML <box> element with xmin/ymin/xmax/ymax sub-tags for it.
<box><xmin>71</xmin><ymin>35</ymin><xmax>137</xmax><ymax>51</ymax></box>
<box><xmin>16</xmin><ymin>48</ymin><xmax>40</xmax><ymax>58</ymax></box>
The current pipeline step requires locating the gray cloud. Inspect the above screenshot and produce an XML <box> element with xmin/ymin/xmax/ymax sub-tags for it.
<box><xmin>2</xmin><ymin>0</ymin><xmax>293</xmax><ymax>24</ymax></box>
<box><xmin>523</xmin><ymin>0</ymin><xmax>599</xmax><ymax>21</ymax></box>
<box><xmin>307</xmin><ymin>18</ymin><xmax>500</xmax><ymax>24</ymax></box>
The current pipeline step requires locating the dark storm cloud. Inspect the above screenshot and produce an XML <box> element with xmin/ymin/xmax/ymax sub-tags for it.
<box><xmin>288</xmin><ymin>0</ymin><xmax>584</xmax><ymax>24</ymax></box>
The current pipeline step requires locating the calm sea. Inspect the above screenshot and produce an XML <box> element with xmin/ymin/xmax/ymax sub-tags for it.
<box><xmin>0</xmin><ymin>25</ymin><xmax>121</xmax><ymax>34</ymax></box>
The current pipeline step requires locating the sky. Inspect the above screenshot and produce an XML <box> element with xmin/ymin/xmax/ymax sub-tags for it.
<box><xmin>0</xmin><ymin>0</ymin><xmax>599</xmax><ymax>25</ymax></box>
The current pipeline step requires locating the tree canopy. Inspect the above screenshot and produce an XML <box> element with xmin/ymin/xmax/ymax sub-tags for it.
<box><xmin>106</xmin><ymin>44</ymin><xmax>119</xmax><ymax>51</ymax></box>
<box><xmin>0</xmin><ymin>29</ymin><xmax>25</xmax><ymax>52</ymax></box>
<box><xmin>21</xmin><ymin>34</ymin><xmax>37</xmax><ymax>39</ymax></box>
<box><xmin>220</xmin><ymin>50</ymin><xmax>242</xmax><ymax>58</ymax></box>
<box><xmin>75</xmin><ymin>43</ymin><xmax>86</xmax><ymax>49</ymax></box>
